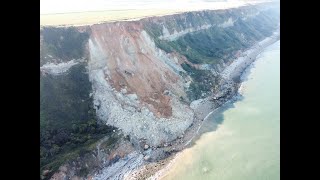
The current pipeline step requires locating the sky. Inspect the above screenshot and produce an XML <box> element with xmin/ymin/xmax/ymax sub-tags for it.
<box><xmin>40</xmin><ymin>0</ymin><xmax>264</xmax><ymax>14</ymax></box>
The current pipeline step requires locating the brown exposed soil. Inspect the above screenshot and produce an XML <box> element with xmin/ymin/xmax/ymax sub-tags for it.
<box><xmin>89</xmin><ymin>22</ymin><xmax>182</xmax><ymax>118</ymax></box>
<box><xmin>168</xmin><ymin>51</ymin><xmax>201</xmax><ymax>69</ymax></box>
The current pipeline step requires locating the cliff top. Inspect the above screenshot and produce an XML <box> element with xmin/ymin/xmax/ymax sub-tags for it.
<box><xmin>40</xmin><ymin>1</ymin><xmax>271</xmax><ymax>27</ymax></box>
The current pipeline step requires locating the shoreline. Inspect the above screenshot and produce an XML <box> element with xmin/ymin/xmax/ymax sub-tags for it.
<box><xmin>127</xmin><ymin>31</ymin><xmax>280</xmax><ymax>180</ymax></box>
<box><xmin>221</xmin><ymin>28</ymin><xmax>280</xmax><ymax>81</ymax></box>
<box><xmin>90</xmin><ymin>30</ymin><xmax>280</xmax><ymax>180</ymax></box>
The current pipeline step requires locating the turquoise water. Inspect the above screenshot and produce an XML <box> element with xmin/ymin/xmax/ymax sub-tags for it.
<box><xmin>162</xmin><ymin>41</ymin><xmax>280</xmax><ymax>180</ymax></box>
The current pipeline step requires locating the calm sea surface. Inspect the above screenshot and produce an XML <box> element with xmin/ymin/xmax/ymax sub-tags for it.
<box><xmin>162</xmin><ymin>40</ymin><xmax>280</xmax><ymax>180</ymax></box>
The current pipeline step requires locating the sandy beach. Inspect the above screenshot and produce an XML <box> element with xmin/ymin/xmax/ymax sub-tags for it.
<box><xmin>126</xmin><ymin>29</ymin><xmax>280</xmax><ymax>180</ymax></box>
<box><xmin>90</xmin><ymin>29</ymin><xmax>280</xmax><ymax>179</ymax></box>
<box><xmin>221</xmin><ymin>28</ymin><xmax>280</xmax><ymax>81</ymax></box>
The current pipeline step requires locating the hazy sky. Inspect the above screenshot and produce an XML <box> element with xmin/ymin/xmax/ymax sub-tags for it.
<box><xmin>40</xmin><ymin>0</ymin><xmax>264</xmax><ymax>14</ymax></box>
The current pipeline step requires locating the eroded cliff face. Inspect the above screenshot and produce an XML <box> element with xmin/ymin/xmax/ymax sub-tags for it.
<box><xmin>87</xmin><ymin>22</ymin><xmax>194</xmax><ymax>146</ymax></box>
<box><xmin>40</xmin><ymin>3</ymin><xmax>279</xmax><ymax>179</ymax></box>
<box><xmin>40</xmin><ymin>3</ymin><xmax>279</xmax><ymax>148</ymax></box>
<box><xmin>84</xmin><ymin>3</ymin><xmax>279</xmax><ymax>146</ymax></box>
<box><xmin>89</xmin><ymin>22</ymin><xmax>184</xmax><ymax>118</ymax></box>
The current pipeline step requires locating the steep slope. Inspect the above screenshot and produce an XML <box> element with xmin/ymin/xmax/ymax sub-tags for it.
<box><xmin>85</xmin><ymin>3</ymin><xmax>279</xmax><ymax>146</ymax></box>
<box><xmin>40</xmin><ymin>2</ymin><xmax>280</xmax><ymax>179</ymax></box>
<box><xmin>40</xmin><ymin>27</ymin><xmax>119</xmax><ymax>179</ymax></box>
<box><xmin>87</xmin><ymin>22</ymin><xmax>194</xmax><ymax>146</ymax></box>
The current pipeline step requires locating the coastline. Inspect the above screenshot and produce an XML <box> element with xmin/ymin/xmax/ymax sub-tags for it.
<box><xmin>89</xmin><ymin>29</ymin><xmax>280</xmax><ymax>180</ymax></box>
<box><xmin>41</xmin><ymin>3</ymin><xmax>280</xmax><ymax>178</ymax></box>
<box><xmin>127</xmin><ymin>30</ymin><xmax>280</xmax><ymax>180</ymax></box>
<box><xmin>221</xmin><ymin>28</ymin><xmax>280</xmax><ymax>81</ymax></box>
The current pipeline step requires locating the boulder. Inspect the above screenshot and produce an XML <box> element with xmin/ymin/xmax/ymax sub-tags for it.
<box><xmin>120</xmin><ymin>88</ymin><xmax>127</xmax><ymax>94</ymax></box>
<box><xmin>144</xmin><ymin>155</ymin><xmax>151</xmax><ymax>161</ymax></box>
<box><xmin>144</xmin><ymin>144</ymin><xmax>149</xmax><ymax>150</ymax></box>
<box><xmin>42</xmin><ymin>170</ymin><xmax>50</xmax><ymax>176</ymax></box>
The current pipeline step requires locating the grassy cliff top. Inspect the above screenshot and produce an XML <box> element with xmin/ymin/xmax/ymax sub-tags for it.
<box><xmin>40</xmin><ymin>1</ymin><xmax>268</xmax><ymax>27</ymax></box>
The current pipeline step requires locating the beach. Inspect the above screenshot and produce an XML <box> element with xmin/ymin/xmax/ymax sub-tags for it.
<box><xmin>120</xmin><ymin>29</ymin><xmax>280</xmax><ymax>180</ymax></box>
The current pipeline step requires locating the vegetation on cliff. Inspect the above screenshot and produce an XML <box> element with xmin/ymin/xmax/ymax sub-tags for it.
<box><xmin>40</xmin><ymin>27</ymin><xmax>119</xmax><ymax>179</ymax></box>
<box><xmin>39</xmin><ymin>5</ymin><xmax>280</xmax><ymax>179</ymax></box>
<box><xmin>145</xmin><ymin>7</ymin><xmax>279</xmax><ymax>65</ymax></box>
<box><xmin>181</xmin><ymin>63</ymin><xmax>217</xmax><ymax>101</ymax></box>
<box><xmin>144</xmin><ymin>6</ymin><xmax>279</xmax><ymax>102</ymax></box>
<box><xmin>40</xmin><ymin>63</ymin><xmax>118</xmax><ymax>179</ymax></box>
<box><xmin>42</xmin><ymin>27</ymin><xmax>89</xmax><ymax>59</ymax></box>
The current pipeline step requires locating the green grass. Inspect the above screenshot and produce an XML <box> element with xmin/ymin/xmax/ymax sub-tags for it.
<box><xmin>145</xmin><ymin>7</ymin><xmax>279</xmax><ymax>65</ymax></box>
<box><xmin>40</xmin><ymin>119</ymin><xmax>118</xmax><ymax>179</ymax></box>
<box><xmin>40</xmin><ymin>62</ymin><xmax>119</xmax><ymax>179</ymax></box>
<box><xmin>40</xmin><ymin>27</ymin><xmax>119</xmax><ymax>179</ymax></box>
<box><xmin>181</xmin><ymin>63</ymin><xmax>217</xmax><ymax>101</ymax></box>
<box><xmin>42</xmin><ymin>27</ymin><xmax>89</xmax><ymax>60</ymax></box>
<box><xmin>143</xmin><ymin>7</ymin><xmax>278</xmax><ymax>101</ymax></box>
<box><xmin>40</xmin><ymin>138</ymin><xmax>99</xmax><ymax>179</ymax></box>
<box><xmin>40</xmin><ymin>64</ymin><xmax>93</xmax><ymax>130</ymax></box>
